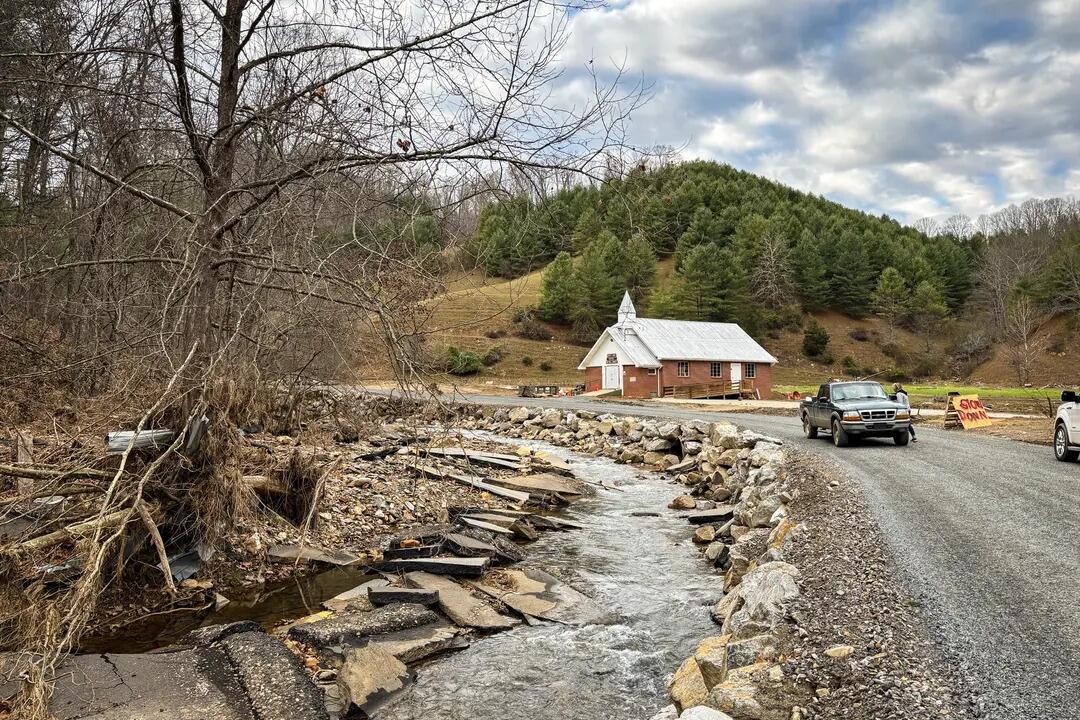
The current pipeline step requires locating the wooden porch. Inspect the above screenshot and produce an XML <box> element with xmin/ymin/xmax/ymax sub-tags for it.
<box><xmin>662</xmin><ymin>378</ymin><xmax>757</xmax><ymax>400</ymax></box>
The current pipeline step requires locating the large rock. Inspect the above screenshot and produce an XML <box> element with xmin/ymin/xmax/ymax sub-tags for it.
<box><xmin>709</xmin><ymin>422</ymin><xmax>740</xmax><ymax>447</ymax></box>
<box><xmin>682</xmin><ymin>440</ymin><xmax>703</xmax><ymax>456</ymax></box>
<box><xmin>508</xmin><ymin>406</ymin><xmax>532</xmax><ymax>423</ymax></box>
<box><xmin>735</xmin><ymin>562</ymin><xmax>800</xmax><ymax>627</ymax></box>
<box><xmin>538</xmin><ymin>408</ymin><xmax>562</xmax><ymax>428</ymax></box>
<box><xmin>650</xmin><ymin>706</ymin><xmax>679</xmax><ymax>720</ymax></box>
<box><xmin>645</xmin><ymin>437</ymin><xmax>674</xmax><ymax>452</ymax></box>
<box><xmin>739</xmin><ymin>496</ymin><xmax>783</xmax><ymax>529</ymax></box>
<box><xmin>670</xmin><ymin>495</ymin><xmax>697</xmax><ymax>510</ymax></box>
<box><xmin>668</xmin><ymin>656</ymin><xmax>709</xmax><ymax>712</ymax></box>
<box><xmin>693</xmin><ymin>525</ymin><xmax>717</xmax><ymax>544</ymax></box>
<box><xmin>748</xmin><ymin>443</ymin><xmax>783</xmax><ymax>468</ymax></box>
<box><xmin>643</xmin><ymin>451</ymin><xmax>667</xmax><ymax>466</ymax></box>
<box><xmin>724</xmin><ymin>528</ymin><xmax>771</xmax><ymax>587</ymax></box>
<box><xmin>657</xmin><ymin>421</ymin><xmax>681</xmax><ymax>439</ymax></box>
<box><xmin>681</xmin><ymin>708</ymin><xmax>735</xmax><ymax>720</ymax></box>
<box><xmin>704</xmin><ymin>663</ymin><xmax>768</xmax><ymax>719</ymax></box>
<box><xmin>693</xmin><ymin>634</ymin><xmax>731</xmax><ymax>689</ymax></box>
<box><xmin>724</xmin><ymin>634</ymin><xmax>777</xmax><ymax>671</ymax></box>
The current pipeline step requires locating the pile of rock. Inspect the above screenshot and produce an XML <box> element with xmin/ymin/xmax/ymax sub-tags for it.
<box><xmin>463</xmin><ymin>407</ymin><xmax>808</xmax><ymax>720</ymax></box>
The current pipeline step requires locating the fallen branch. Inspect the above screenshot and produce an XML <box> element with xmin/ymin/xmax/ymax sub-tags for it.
<box><xmin>136</xmin><ymin>501</ymin><xmax>176</xmax><ymax>596</ymax></box>
<box><xmin>0</xmin><ymin>484</ymin><xmax>103</xmax><ymax>510</ymax></box>
<box><xmin>0</xmin><ymin>464</ymin><xmax>115</xmax><ymax>482</ymax></box>
<box><xmin>12</xmin><ymin>504</ymin><xmax>156</xmax><ymax>554</ymax></box>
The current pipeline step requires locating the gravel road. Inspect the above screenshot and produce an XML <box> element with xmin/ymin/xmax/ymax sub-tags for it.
<box><xmin>455</xmin><ymin>393</ymin><xmax>1080</xmax><ymax>720</ymax></box>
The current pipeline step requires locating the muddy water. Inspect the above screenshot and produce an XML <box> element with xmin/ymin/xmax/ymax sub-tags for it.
<box><xmin>375</xmin><ymin>435</ymin><xmax>718</xmax><ymax>720</ymax></box>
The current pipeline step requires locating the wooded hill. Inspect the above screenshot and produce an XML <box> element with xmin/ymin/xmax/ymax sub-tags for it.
<box><xmin>465</xmin><ymin>161</ymin><xmax>975</xmax><ymax>347</ymax></box>
<box><xmin>462</xmin><ymin>160</ymin><xmax>1080</xmax><ymax>387</ymax></box>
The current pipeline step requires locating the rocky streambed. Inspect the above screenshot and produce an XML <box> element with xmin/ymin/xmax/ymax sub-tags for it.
<box><xmin>8</xmin><ymin>403</ymin><xmax>965</xmax><ymax>720</ymax></box>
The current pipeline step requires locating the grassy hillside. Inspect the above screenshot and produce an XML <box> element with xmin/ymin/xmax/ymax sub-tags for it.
<box><xmin>419</xmin><ymin>255</ymin><xmax>1080</xmax><ymax>411</ymax></box>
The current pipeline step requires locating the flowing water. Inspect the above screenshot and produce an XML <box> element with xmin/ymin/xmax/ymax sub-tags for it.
<box><xmin>375</xmin><ymin>434</ymin><xmax>719</xmax><ymax>720</ymax></box>
<box><xmin>81</xmin><ymin>433</ymin><xmax>719</xmax><ymax>720</ymax></box>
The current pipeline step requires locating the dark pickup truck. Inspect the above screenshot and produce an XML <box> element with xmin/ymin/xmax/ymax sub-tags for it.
<box><xmin>800</xmin><ymin>380</ymin><xmax>913</xmax><ymax>447</ymax></box>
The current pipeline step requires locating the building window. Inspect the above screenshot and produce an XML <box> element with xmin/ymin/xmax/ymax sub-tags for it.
<box><xmin>605</xmin><ymin>353</ymin><xmax>618</xmax><ymax>364</ymax></box>
<box><xmin>647</xmin><ymin>369</ymin><xmax>657</xmax><ymax>376</ymax></box>
<box><xmin>710</xmin><ymin>362</ymin><xmax>723</xmax><ymax>378</ymax></box>
<box><xmin>745</xmin><ymin>363</ymin><xmax>757</xmax><ymax>379</ymax></box>
<box><xmin>677</xmin><ymin>361</ymin><xmax>689</xmax><ymax>377</ymax></box>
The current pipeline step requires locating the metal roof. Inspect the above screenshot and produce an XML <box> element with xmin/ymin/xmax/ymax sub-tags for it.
<box><xmin>577</xmin><ymin>293</ymin><xmax>777</xmax><ymax>369</ymax></box>
<box><xmin>631</xmin><ymin>318</ymin><xmax>777</xmax><ymax>363</ymax></box>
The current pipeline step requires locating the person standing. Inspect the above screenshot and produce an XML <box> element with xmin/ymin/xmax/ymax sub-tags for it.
<box><xmin>893</xmin><ymin>383</ymin><xmax>917</xmax><ymax>442</ymax></box>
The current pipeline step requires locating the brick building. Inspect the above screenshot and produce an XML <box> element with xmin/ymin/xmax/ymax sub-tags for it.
<box><xmin>577</xmin><ymin>293</ymin><xmax>777</xmax><ymax>399</ymax></box>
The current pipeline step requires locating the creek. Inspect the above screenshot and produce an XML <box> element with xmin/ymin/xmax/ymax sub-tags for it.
<box><xmin>374</xmin><ymin>434</ymin><xmax>717</xmax><ymax>720</ymax></box>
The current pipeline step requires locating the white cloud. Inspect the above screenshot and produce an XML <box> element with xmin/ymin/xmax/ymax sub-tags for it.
<box><xmin>557</xmin><ymin>0</ymin><xmax>1080</xmax><ymax>222</ymax></box>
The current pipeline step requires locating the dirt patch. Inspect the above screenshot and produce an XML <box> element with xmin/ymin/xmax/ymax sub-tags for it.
<box><xmin>780</xmin><ymin>451</ymin><xmax>976</xmax><ymax>720</ymax></box>
<box><xmin>968</xmin><ymin>417</ymin><xmax>1053</xmax><ymax>446</ymax></box>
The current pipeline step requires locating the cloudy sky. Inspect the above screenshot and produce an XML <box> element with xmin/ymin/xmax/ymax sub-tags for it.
<box><xmin>560</xmin><ymin>0</ymin><xmax>1080</xmax><ymax>223</ymax></box>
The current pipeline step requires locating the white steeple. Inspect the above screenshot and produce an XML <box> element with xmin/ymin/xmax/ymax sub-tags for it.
<box><xmin>617</xmin><ymin>291</ymin><xmax>637</xmax><ymax>325</ymax></box>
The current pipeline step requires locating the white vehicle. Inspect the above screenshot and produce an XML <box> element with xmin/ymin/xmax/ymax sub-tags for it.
<box><xmin>1054</xmin><ymin>390</ymin><xmax>1080</xmax><ymax>461</ymax></box>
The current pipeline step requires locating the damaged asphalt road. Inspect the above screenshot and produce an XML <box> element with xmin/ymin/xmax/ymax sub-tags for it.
<box><xmin>456</xmin><ymin>394</ymin><xmax>1080</xmax><ymax>720</ymax></box>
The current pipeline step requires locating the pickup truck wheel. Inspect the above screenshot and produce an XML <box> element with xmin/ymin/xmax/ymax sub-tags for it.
<box><xmin>894</xmin><ymin>430</ymin><xmax>910</xmax><ymax>446</ymax></box>
<box><xmin>802</xmin><ymin>413</ymin><xmax>818</xmax><ymax>439</ymax></box>
<box><xmin>1054</xmin><ymin>423</ymin><xmax>1078</xmax><ymax>462</ymax></box>
<box><xmin>831</xmin><ymin>418</ymin><xmax>850</xmax><ymax>447</ymax></box>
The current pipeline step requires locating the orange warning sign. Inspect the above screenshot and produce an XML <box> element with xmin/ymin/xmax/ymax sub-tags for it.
<box><xmin>951</xmin><ymin>394</ymin><xmax>992</xmax><ymax>429</ymax></box>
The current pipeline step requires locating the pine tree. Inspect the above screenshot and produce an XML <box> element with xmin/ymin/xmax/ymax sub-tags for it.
<box><xmin>571</xmin><ymin>207</ymin><xmax>603</xmax><ymax>252</ymax></box>
<box><xmin>676</xmin><ymin>242</ymin><xmax>748</xmax><ymax>322</ymax></box>
<box><xmin>908</xmin><ymin>280</ymin><xmax>948</xmax><ymax>352</ymax></box>
<box><xmin>593</xmin><ymin>230</ymin><xmax>627</xmax><ymax>283</ymax></box>
<box><xmin>828</xmin><ymin>231</ymin><xmax>874</xmax><ymax>316</ymax></box>
<box><xmin>622</xmin><ymin>234</ymin><xmax>657</xmax><ymax>303</ymax></box>
<box><xmin>872</xmin><ymin>266</ymin><xmax>908</xmax><ymax>330</ymax></box>
<box><xmin>537</xmin><ymin>251</ymin><xmax>577</xmax><ymax>323</ymax></box>
<box><xmin>570</xmin><ymin>241</ymin><xmax>621</xmax><ymax>342</ymax></box>
<box><xmin>646</xmin><ymin>281</ymin><xmax>690</xmax><ymax>319</ymax></box>
<box><xmin>674</xmin><ymin>206</ymin><xmax>721</xmax><ymax>270</ymax></box>
<box><xmin>789</xmin><ymin>232</ymin><xmax>829</xmax><ymax>311</ymax></box>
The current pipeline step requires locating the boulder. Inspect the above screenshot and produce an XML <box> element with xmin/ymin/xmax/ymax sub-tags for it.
<box><xmin>670</xmin><ymin>495</ymin><xmax>697</xmax><ymax>510</ymax></box>
<box><xmin>748</xmin><ymin>443</ymin><xmax>783</xmax><ymax>468</ymax></box>
<box><xmin>724</xmin><ymin>634</ymin><xmax>777</xmax><ymax>671</ymax></box>
<box><xmin>508</xmin><ymin>407</ymin><xmax>532</xmax><ymax>423</ymax></box>
<box><xmin>693</xmin><ymin>634</ymin><xmax>731</xmax><ymax>689</ymax></box>
<box><xmin>539</xmin><ymin>408</ymin><xmax>562</xmax><ymax>428</ymax></box>
<box><xmin>704</xmin><ymin>542</ymin><xmax>729</xmax><ymax>566</ymax></box>
<box><xmin>709</xmin><ymin>422</ymin><xmax>740</xmax><ymax>447</ymax></box>
<box><xmin>736</xmin><ymin>561</ymin><xmax>800</xmax><ymax>626</ymax></box>
<box><xmin>645</xmin><ymin>437</ymin><xmax>674</xmax><ymax>452</ymax></box>
<box><xmin>693</xmin><ymin>525</ymin><xmax>716</xmax><ymax>544</ymax></box>
<box><xmin>680</xmin><ymin>708</ymin><xmax>735</xmax><ymax>720</ymax></box>
<box><xmin>643</xmin><ymin>451</ymin><xmax>667</xmax><ymax>466</ymax></box>
<box><xmin>682</xmin><ymin>440</ymin><xmax>703</xmax><ymax>456</ymax></box>
<box><xmin>668</xmin><ymin>656</ymin><xmax>709</xmax><ymax>712</ymax></box>
<box><xmin>704</xmin><ymin>663</ymin><xmax>768</xmax><ymax>719</ymax></box>
<box><xmin>650</xmin><ymin>706</ymin><xmax>680</xmax><ymax>720</ymax></box>
<box><xmin>717</xmin><ymin>449</ymin><xmax>741</xmax><ymax>467</ymax></box>
<box><xmin>657</xmin><ymin>421</ymin><xmax>681</xmax><ymax>439</ymax></box>
<box><xmin>598</xmin><ymin>420</ymin><xmax>615</xmax><ymax>435</ymax></box>
<box><xmin>740</xmin><ymin>496</ymin><xmax>783</xmax><ymax>529</ymax></box>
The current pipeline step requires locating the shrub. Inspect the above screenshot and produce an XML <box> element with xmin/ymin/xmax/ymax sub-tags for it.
<box><xmin>802</xmin><ymin>321</ymin><xmax>830</xmax><ymax>358</ymax></box>
<box><xmin>521</xmin><ymin>356</ymin><xmax>534</xmax><ymax>366</ymax></box>
<box><xmin>849</xmin><ymin>328</ymin><xmax>872</xmax><ymax>342</ymax></box>
<box><xmin>539</xmin><ymin>360</ymin><xmax>553</xmax><ymax>371</ymax></box>
<box><xmin>481</xmin><ymin>346</ymin><xmax>504</xmax><ymax>366</ymax></box>
<box><xmin>447</xmin><ymin>347</ymin><xmax>483</xmax><ymax>375</ymax></box>
<box><xmin>514</xmin><ymin>312</ymin><xmax>554</xmax><ymax>341</ymax></box>
<box><xmin>818</xmin><ymin>353</ymin><xmax>835</xmax><ymax>365</ymax></box>
<box><xmin>841</xmin><ymin>355</ymin><xmax>859</xmax><ymax>376</ymax></box>
<box><xmin>760</xmin><ymin>305</ymin><xmax>804</xmax><ymax>333</ymax></box>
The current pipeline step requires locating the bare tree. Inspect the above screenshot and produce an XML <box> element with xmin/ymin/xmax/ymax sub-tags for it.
<box><xmin>0</xmin><ymin>1</ymin><xmax>642</xmax><ymax>714</ymax></box>
<box><xmin>1002</xmin><ymin>290</ymin><xmax>1049</xmax><ymax>386</ymax></box>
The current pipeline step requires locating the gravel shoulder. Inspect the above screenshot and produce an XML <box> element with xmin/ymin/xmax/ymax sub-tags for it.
<box><xmin>782</xmin><ymin>449</ymin><xmax>974</xmax><ymax>719</ymax></box>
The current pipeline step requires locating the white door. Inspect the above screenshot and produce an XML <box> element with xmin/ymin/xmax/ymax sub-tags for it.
<box><xmin>730</xmin><ymin>362</ymin><xmax>742</xmax><ymax>388</ymax></box>
<box><xmin>603</xmin><ymin>365</ymin><xmax>621</xmax><ymax>389</ymax></box>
